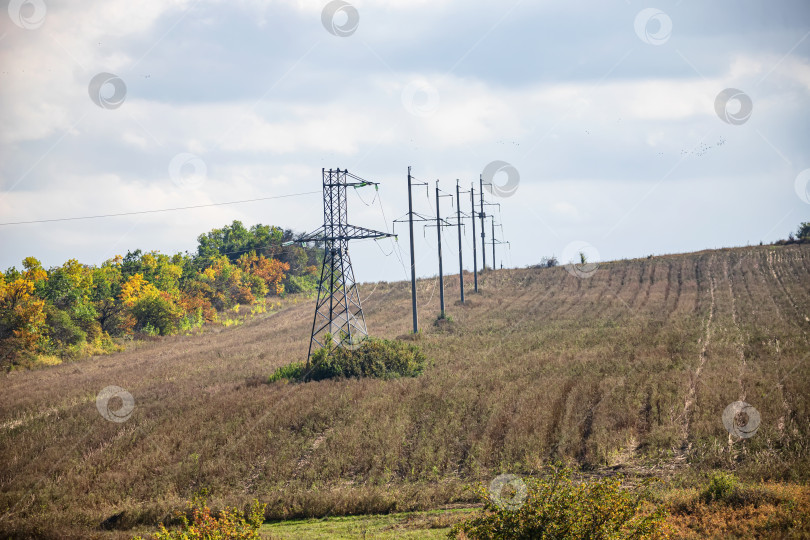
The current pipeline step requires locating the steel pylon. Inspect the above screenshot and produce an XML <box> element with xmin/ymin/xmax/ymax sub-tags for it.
<box><xmin>296</xmin><ymin>169</ymin><xmax>393</xmax><ymax>365</ymax></box>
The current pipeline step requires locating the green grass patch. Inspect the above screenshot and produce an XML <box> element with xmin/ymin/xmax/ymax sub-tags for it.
<box><xmin>261</xmin><ymin>508</ymin><xmax>476</xmax><ymax>539</ymax></box>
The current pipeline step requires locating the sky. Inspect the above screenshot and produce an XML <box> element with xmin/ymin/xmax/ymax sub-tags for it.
<box><xmin>1</xmin><ymin>0</ymin><xmax>809</xmax><ymax>284</ymax></box>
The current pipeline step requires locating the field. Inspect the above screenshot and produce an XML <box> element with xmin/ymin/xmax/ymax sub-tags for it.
<box><xmin>1</xmin><ymin>243</ymin><xmax>809</xmax><ymax>538</ymax></box>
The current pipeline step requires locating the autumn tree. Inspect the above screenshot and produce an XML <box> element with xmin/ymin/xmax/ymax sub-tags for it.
<box><xmin>0</xmin><ymin>270</ymin><xmax>47</xmax><ymax>365</ymax></box>
<box><xmin>198</xmin><ymin>256</ymin><xmax>254</xmax><ymax>310</ymax></box>
<box><xmin>238</xmin><ymin>252</ymin><xmax>290</xmax><ymax>295</ymax></box>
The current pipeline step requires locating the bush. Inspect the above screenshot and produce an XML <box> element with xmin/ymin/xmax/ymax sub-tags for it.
<box><xmin>44</xmin><ymin>305</ymin><xmax>86</xmax><ymax>349</ymax></box>
<box><xmin>449</xmin><ymin>467</ymin><xmax>668</xmax><ymax>540</ymax></box>
<box><xmin>131</xmin><ymin>294</ymin><xmax>184</xmax><ymax>336</ymax></box>
<box><xmin>701</xmin><ymin>471</ymin><xmax>739</xmax><ymax>503</ymax></box>
<box><xmin>269</xmin><ymin>336</ymin><xmax>426</xmax><ymax>382</ymax></box>
<box><xmin>284</xmin><ymin>273</ymin><xmax>318</xmax><ymax>295</ymax></box>
<box><xmin>134</xmin><ymin>493</ymin><xmax>266</xmax><ymax>540</ymax></box>
<box><xmin>267</xmin><ymin>361</ymin><xmax>306</xmax><ymax>383</ymax></box>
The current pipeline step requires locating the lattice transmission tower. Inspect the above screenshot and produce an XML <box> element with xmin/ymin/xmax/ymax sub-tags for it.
<box><xmin>296</xmin><ymin>169</ymin><xmax>393</xmax><ymax>365</ymax></box>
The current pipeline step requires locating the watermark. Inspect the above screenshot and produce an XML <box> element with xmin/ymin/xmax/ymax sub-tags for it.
<box><xmin>88</xmin><ymin>72</ymin><xmax>127</xmax><ymax>110</ymax></box>
<box><xmin>8</xmin><ymin>0</ymin><xmax>47</xmax><ymax>30</ymax></box>
<box><xmin>795</xmin><ymin>168</ymin><xmax>810</xmax><ymax>204</ymax></box>
<box><xmin>96</xmin><ymin>385</ymin><xmax>135</xmax><ymax>423</ymax></box>
<box><xmin>401</xmin><ymin>79</ymin><xmax>440</xmax><ymax>118</ymax></box>
<box><xmin>715</xmin><ymin>88</ymin><xmax>752</xmax><ymax>125</ymax></box>
<box><xmin>634</xmin><ymin>8</ymin><xmax>672</xmax><ymax>45</ymax></box>
<box><xmin>722</xmin><ymin>401</ymin><xmax>760</xmax><ymax>439</ymax></box>
<box><xmin>321</xmin><ymin>0</ymin><xmax>359</xmax><ymax>37</ymax></box>
<box><xmin>339</xmin><ymin>332</ymin><xmax>363</xmax><ymax>351</ymax></box>
<box><xmin>561</xmin><ymin>241</ymin><xmax>601</xmax><ymax>279</ymax></box>
<box><xmin>330</xmin><ymin>315</ymin><xmax>364</xmax><ymax>351</ymax></box>
<box><xmin>482</xmin><ymin>160</ymin><xmax>520</xmax><ymax>198</ymax></box>
<box><xmin>169</xmin><ymin>153</ymin><xmax>207</xmax><ymax>189</ymax></box>
<box><xmin>489</xmin><ymin>474</ymin><xmax>528</xmax><ymax>511</ymax></box>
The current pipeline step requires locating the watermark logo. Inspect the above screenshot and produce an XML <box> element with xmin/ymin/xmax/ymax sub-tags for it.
<box><xmin>794</xmin><ymin>169</ymin><xmax>810</xmax><ymax>204</ymax></box>
<box><xmin>169</xmin><ymin>153</ymin><xmax>207</xmax><ymax>190</ymax></box>
<box><xmin>634</xmin><ymin>8</ymin><xmax>672</xmax><ymax>45</ymax></box>
<box><xmin>722</xmin><ymin>401</ymin><xmax>760</xmax><ymax>439</ymax></box>
<box><xmin>715</xmin><ymin>88</ymin><xmax>752</xmax><ymax>125</ymax></box>
<box><xmin>88</xmin><ymin>73</ymin><xmax>127</xmax><ymax>110</ymax></box>
<box><xmin>330</xmin><ymin>315</ymin><xmax>364</xmax><ymax>351</ymax></box>
<box><xmin>339</xmin><ymin>332</ymin><xmax>363</xmax><ymax>351</ymax></box>
<box><xmin>321</xmin><ymin>0</ymin><xmax>359</xmax><ymax>37</ymax></box>
<box><xmin>401</xmin><ymin>80</ymin><xmax>440</xmax><ymax>118</ymax></box>
<box><xmin>482</xmin><ymin>161</ymin><xmax>520</xmax><ymax>198</ymax></box>
<box><xmin>561</xmin><ymin>241</ymin><xmax>601</xmax><ymax>279</ymax></box>
<box><xmin>8</xmin><ymin>0</ymin><xmax>46</xmax><ymax>30</ymax></box>
<box><xmin>489</xmin><ymin>474</ymin><xmax>528</xmax><ymax>511</ymax></box>
<box><xmin>96</xmin><ymin>385</ymin><xmax>135</xmax><ymax>423</ymax></box>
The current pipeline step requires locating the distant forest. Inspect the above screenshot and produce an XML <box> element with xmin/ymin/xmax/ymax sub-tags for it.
<box><xmin>0</xmin><ymin>221</ymin><xmax>322</xmax><ymax>370</ymax></box>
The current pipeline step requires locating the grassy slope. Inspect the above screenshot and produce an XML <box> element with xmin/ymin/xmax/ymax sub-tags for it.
<box><xmin>1</xmin><ymin>244</ymin><xmax>809</xmax><ymax>538</ymax></box>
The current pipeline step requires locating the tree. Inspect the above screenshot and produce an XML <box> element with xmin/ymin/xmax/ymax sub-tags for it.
<box><xmin>238</xmin><ymin>252</ymin><xmax>290</xmax><ymax>295</ymax></box>
<box><xmin>0</xmin><ymin>274</ymin><xmax>47</xmax><ymax>363</ymax></box>
<box><xmin>198</xmin><ymin>256</ymin><xmax>254</xmax><ymax>310</ymax></box>
<box><xmin>92</xmin><ymin>260</ymin><xmax>128</xmax><ymax>336</ymax></box>
<box><xmin>131</xmin><ymin>293</ymin><xmax>184</xmax><ymax>335</ymax></box>
<box><xmin>797</xmin><ymin>222</ymin><xmax>810</xmax><ymax>241</ymax></box>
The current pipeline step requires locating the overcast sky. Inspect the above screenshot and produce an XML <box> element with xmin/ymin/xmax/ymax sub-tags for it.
<box><xmin>1</xmin><ymin>0</ymin><xmax>809</xmax><ymax>283</ymax></box>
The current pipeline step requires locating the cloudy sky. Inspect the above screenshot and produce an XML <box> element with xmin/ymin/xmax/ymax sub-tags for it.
<box><xmin>1</xmin><ymin>0</ymin><xmax>809</xmax><ymax>283</ymax></box>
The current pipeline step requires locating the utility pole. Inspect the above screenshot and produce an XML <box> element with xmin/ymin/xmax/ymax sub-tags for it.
<box><xmin>394</xmin><ymin>169</ymin><xmax>429</xmax><ymax>333</ymax></box>
<box><xmin>470</xmin><ymin>185</ymin><xmax>478</xmax><ymax>292</ymax></box>
<box><xmin>424</xmin><ymin>181</ymin><xmax>453</xmax><ymax>318</ymax></box>
<box><xmin>489</xmin><ymin>221</ymin><xmax>510</xmax><ymax>273</ymax></box>
<box><xmin>296</xmin><ymin>168</ymin><xmax>394</xmax><ymax>367</ymax></box>
<box><xmin>480</xmin><ymin>174</ymin><xmax>486</xmax><ymax>271</ymax></box>
<box><xmin>491</xmin><ymin>215</ymin><xmax>496</xmax><ymax>271</ymax></box>
<box><xmin>407</xmin><ymin>167</ymin><xmax>417</xmax><ymax>333</ymax></box>
<box><xmin>455</xmin><ymin>180</ymin><xmax>465</xmax><ymax>304</ymax></box>
<box><xmin>436</xmin><ymin>180</ymin><xmax>445</xmax><ymax>318</ymax></box>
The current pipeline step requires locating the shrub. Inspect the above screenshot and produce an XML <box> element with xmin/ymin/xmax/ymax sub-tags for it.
<box><xmin>284</xmin><ymin>273</ymin><xmax>318</xmax><ymax>295</ymax></box>
<box><xmin>267</xmin><ymin>361</ymin><xmax>306</xmax><ymax>383</ymax></box>
<box><xmin>448</xmin><ymin>467</ymin><xmax>668</xmax><ymax>540</ymax></box>
<box><xmin>134</xmin><ymin>493</ymin><xmax>266</xmax><ymax>540</ymax></box>
<box><xmin>43</xmin><ymin>305</ymin><xmax>86</xmax><ymax>349</ymax></box>
<box><xmin>701</xmin><ymin>471</ymin><xmax>739</xmax><ymax>503</ymax></box>
<box><xmin>131</xmin><ymin>294</ymin><xmax>184</xmax><ymax>336</ymax></box>
<box><xmin>269</xmin><ymin>336</ymin><xmax>426</xmax><ymax>382</ymax></box>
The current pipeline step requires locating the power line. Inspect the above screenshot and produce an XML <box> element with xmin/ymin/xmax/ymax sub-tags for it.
<box><xmin>0</xmin><ymin>190</ymin><xmax>322</xmax><ymax>226</ymax></box>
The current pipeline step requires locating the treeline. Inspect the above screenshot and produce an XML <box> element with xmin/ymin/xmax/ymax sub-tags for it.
<box><xmin>0</xmin><ymin>221</ymin><xmax>321</xmax><ymax>369</ymax></box>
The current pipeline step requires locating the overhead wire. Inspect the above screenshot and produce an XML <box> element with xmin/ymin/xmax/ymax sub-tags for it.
<box><xmin>0</xmin><ymin>190</ymin><xmax>322</xmax><ymax>226</ymax></box>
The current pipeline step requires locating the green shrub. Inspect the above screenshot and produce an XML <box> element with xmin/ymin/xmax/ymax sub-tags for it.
<box><xmin>268</xmin><ymin>361</ymin><xmax>306</xmax><ymax>383</ymax></box>
<box><xmin>269</xmin><ymin>336</ymin><xmax>426</xmax><ymax>382</ymax></box>
<box><xmin>44</xmin><ymin>305</ymin><xmax>86</xmax><ymax>348</ymax></box>
<box><xmin>449</xmin><ymin>467</ymin><xmax>668</xmax><ymax>539</ymax></box>
<box><xmin>178</xmin><ymin>308</ymin><xmax>204</xmax><ymax>333</ymax></box>
<box><xmin>284</xmin><ymin>273</ymin><xmax>318</xmax><ymax>295</ymax></box>
<box><xmin>131</xmin><ymin>295</ymin><xmax>183</xmax><ymax>335</ymax></box>
<box><xmin>701</xmin><ymin>471</ymin><xmax>739</xmax><ymax>503</ymax></box>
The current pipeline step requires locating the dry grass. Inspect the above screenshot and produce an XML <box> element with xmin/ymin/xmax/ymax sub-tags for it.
<box><xmin>1</xmin><ymin>244</ymin><xmax>809</xmax><ymax>538</ymax></box>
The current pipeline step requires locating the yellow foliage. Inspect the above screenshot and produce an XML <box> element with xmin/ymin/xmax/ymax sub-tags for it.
<box><xmin>22</xmin><ymin>256</ymin><xmax>47</xmax><ymax>282</ymax></box>
<box><xmin>61</xmin><ymin>258</ymin><xmax>93</xmax><ymax>291</ymax></box>
<box><xmin>0</xmin><ymin>277</ymin><xmax>47</xmax><ymax>351</ymax></box>
<box><xmin>120</xmin><ymin>273</ymin><xmax>160</xmax><ymax>307</ymax></box>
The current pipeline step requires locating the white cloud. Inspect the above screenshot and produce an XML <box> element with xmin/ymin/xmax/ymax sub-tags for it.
<box><xmin>0</xmin><ymin>0</ymin><xmax>808</xmax><ymax>279</ymax></box>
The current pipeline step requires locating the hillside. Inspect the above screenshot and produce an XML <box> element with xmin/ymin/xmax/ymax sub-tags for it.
<box><xmin>1</xmin><ymin>243</ymin><xmax>809</xmax><ymax>538</ymax></box>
